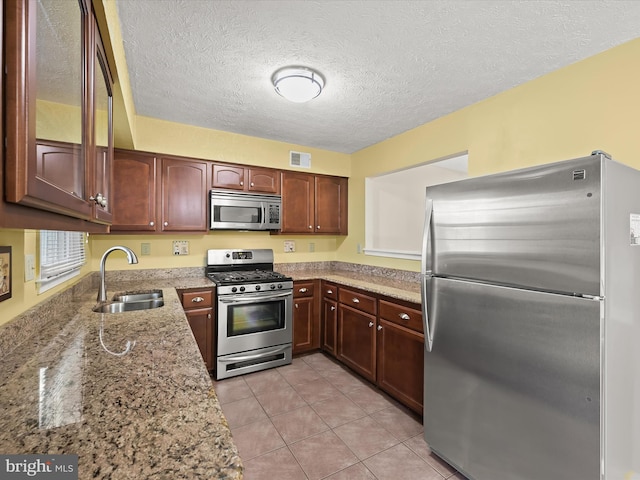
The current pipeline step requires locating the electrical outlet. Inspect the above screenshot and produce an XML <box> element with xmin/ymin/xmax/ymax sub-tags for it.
<box><xmin>173</xmin><ymin>240</ymin><xmax>189</xmax><ymax>255</ymax></box>
<box><xmin>284</xmin><ymin>240</ymin><xmax>295</xmax><ymax>253</ymax></box>
<box><xmin>357</xmin><ymin>243</ymin><xmax>362</xmax><ymax>254</ymax></box>
<box><xmin>25</xmin><ymin>254</ymin><xmax>35</xmax><ymax>281</ymax></box>
<box><xmin>308</xmin><ymin>242</ymin><xmax>315</xmax><ymax>252</ymax></box>
<box><xmin>141</xmin><ymin>243</ymin><xmax>151</xmax><ymax>255</ymax></box>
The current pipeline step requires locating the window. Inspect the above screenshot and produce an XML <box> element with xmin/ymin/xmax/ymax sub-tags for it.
<box><xmin>38</xmin><ymin>231</ymin><xmax>86</xmax><ymax>293</ymax></box>
<box><xmin>364</xmin><ymin>153</ymin><xmax>468</xmax><ymax>260</ymax></box>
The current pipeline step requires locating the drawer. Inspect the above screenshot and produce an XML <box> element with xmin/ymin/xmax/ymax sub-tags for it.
<box><xmin>294</xmin><ymin>281</ymin><xmax>315</xmax><ymax>298</ymax></box>
<box><xmin>339</xmin><ymin>287</ymin><xmax>376</xmax><ymax>315</ymax></box>
<box><xmin>379</xmin><ymin>299</ymin><xmax>423</xmax><ymax>333</ymax></box>
<box><xmin>181</xmin><ymin>289</ymin><xmax>213</xmax><ymax>309</ymax></box>
<box><xmin>322</xmin><ymin>282</ymin><xmax>338</xmax><ymax>300</ymax></box>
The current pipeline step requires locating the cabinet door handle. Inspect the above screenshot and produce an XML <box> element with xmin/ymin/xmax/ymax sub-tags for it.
<box><xmin>377</xmin><ymin>325</ymin><xmax>382</xmax><ymax>331</ymax></box>
<box><xmin>295</xmin><ymin>303</ymin><xmax>299</xmax><ymax>308</ymax></box>
<box><xmin>308</xmin><ymin>225</ymin><xmax>313</xmax><ymax>229</ymax></box>
<box><xmin>330</xmin><ymin>306</ymin><xmax>336</xmax><ymax>311</ymax></box>
<box><xmin>240</xmin><ymin>181</ymin><xmax>244</xmax><ymax>186</ymax></box>
<box><xmin>149</xmin><ymin>221</ymin><xmax>154</xmax><ymax>226</ymax></box>
<box><xmin>299</xmin><ymin>287</ymin><xmax>308</xmax><ymax>293</ymax></box>
<box><xmin>368</xmin><ymin>321</ymin><xmax>374</xmax><ymax>328</ymax></box>
<box><xmin>352</xmin><ymin>298</ymin><xmax>360</xmax><ymax>304</ymax></box>
<box><xmin>317</xmin><ymin>225</ymin><xmax>320</xmax><ymax>229</ymax></box>
<box><xmin>191</xmin><ymin>296</ymin><xmax>205</xmax><ymax>303</ymax></box>
<box><xmin>207</xmin><ymin>313</ymin><xmax>211</xmax><ymax>320</ymax></box>
<box><xmin>250</xmin><ymin>182</ymin><xmax>255</xmax><ymax>187</ymax></box>
<box><xmin>399</xmin><ymin>313</ymin><xmax>410</xmax><ymax>321</ymax></box>
<box><xmin>164</xmin><ymin>221</ymin><xmax>169</xmax><ymax>226</ymax></box>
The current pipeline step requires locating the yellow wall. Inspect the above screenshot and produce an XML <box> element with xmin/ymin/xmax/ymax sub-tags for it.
<box><xmin>341</xmin><ymin>37</ymin><xmax>640</xmax><ymax>271</ymax></box>
<box><xmin>36</xmin><ymin>99</ymin><xmax>82</xmax><ymax>143</ymax></box>
<box><xmin>0</xmin><ymin>229</ymin><xmax>94</xmax><ymax>325</ymax></box>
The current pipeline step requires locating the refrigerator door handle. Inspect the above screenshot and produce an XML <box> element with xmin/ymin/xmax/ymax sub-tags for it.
<box><xmin>421</xmin><ymin>197</ymin><xmax>433</xmax><ymax>275</ymax></box>
<box><xmin>421</xmin><ymin>196</ymin><xmax>434</xmax><ymax>352</ymax></box>
<box><xmin>421</xmin><ymin>274</ymin><xmax>434</xmax><ymax>352</ymax></box>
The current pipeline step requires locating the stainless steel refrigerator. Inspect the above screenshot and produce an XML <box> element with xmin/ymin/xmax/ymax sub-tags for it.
<box><xmin>420</xmin><ymin>151</ymin><xmax>640</xmax><ymax>480</ymax></box>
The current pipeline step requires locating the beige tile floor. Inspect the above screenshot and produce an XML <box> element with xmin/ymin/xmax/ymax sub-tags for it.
<box><xmin>212</xmin><ymin>352</ymin><xmax>466</xmax><ymax>480</ymax></box>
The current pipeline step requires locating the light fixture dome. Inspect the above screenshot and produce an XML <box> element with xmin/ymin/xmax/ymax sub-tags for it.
<box><xmin>272</xmin><ymin>66</ymin><xmax>325</xmax><ymax>103</ymax></box>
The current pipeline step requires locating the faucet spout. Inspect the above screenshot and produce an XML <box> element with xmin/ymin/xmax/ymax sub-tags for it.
<box><xmin>97</xmin><ymin>246</ymin><xmax>139</xmax><ymax>303</ymax></box>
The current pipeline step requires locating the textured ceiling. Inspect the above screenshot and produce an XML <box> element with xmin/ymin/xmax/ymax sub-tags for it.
<box><xmin>115</xmin><ymin>0</ymin><xmax>640</xmax><ymax>154</ymax></box>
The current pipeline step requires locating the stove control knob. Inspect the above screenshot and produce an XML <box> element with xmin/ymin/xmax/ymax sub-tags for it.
<box><xmin>277</xmin><ymin>284</ymin><xmax>283</xmax><ymax>289</ymax></box>
<box><xmin>255</xmin><ymin>285</ymin><xmax>261</xmax><ymax>291</ymax></box>
<box><xmin>270</xmin><ymin>284</ymin><xmax>276</xmax><ymax>290</ymax></box>
<box><xmin>231</xmin><ymin>287</ymin><xmax>238</xmax><ymax>293</ymax></box>
<box><xmin>239</xmin><ymin>286</ymin><xmax>245</xmax><ymax>292</ymax></box>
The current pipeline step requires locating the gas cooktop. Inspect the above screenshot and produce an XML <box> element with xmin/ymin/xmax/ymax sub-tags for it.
<box><xmin>207</xmin><ymin>269</ymin><xmax>290</xmax><ymax>285</ymax></box>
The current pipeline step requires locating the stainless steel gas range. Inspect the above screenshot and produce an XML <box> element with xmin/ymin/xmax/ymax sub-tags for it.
<box><xmin>206</xmin><ymin>249</ymin><xmax>293</xmax><ymax>380</ymax></box>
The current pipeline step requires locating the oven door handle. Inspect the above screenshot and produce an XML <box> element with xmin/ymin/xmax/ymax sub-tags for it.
<box><xmin>218</xmin><ymin>291</ymin><xmax>292</xmax><ymax>305</ymax></box>
<box><xmin>218</xmin><ymin>345</ymin><xmax>289</xmax><ymax>363</ymax></box>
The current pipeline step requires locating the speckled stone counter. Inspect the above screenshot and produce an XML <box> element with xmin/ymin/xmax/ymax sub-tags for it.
<box><xmin>0</xmin><ymin>271</ymin><xmax>242</xmax><ymax>480</ymax></box>
<box><xmin>275</xmin><ymin>261</ymin><xmax>422</xmax><ymax>304</ymax></box>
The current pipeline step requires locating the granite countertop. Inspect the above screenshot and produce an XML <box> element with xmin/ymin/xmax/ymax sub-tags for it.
<box><xmin>0</xmin><ymin>262</ymin><xmax>421</xmax><ymax>479</ymax></box>
<box><xmin>275</xmin><ymin>266</ymin><xmax>422</xmax><ymax>305</ymax></box>
<box><xmin>0</xmin><ymin>276</ymin><xmax>242</xmax><ymax>480</ymax></box>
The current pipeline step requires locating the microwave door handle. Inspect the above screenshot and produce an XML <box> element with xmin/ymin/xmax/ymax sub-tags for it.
<box><xmin>262</xmin><ymin>203</ymin><xmax>267</xmax><ymax>229</ymax></box>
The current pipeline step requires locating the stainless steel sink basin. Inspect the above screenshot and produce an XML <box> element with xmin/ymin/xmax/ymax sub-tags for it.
<box><xmin>93</xmin><ymin>298</ymin><xmax>165</xmax><ymax>313</ymax></box>
<box><xmin>112</xmin><ymin>290</ymin><xmax>163</xmax><ymax>302</ymax></box>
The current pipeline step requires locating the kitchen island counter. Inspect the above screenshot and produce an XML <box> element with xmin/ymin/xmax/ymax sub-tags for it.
<box><xmin>0</xmin><ymin>276</ymin><xmax>242</xmax><ymax>479</ymax></box>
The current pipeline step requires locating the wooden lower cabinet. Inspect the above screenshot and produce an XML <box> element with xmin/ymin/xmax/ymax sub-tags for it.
<box><xmin>376</xmin><ymin>319</ymin><xmax>424</xmax><ymax>414</ymax></box>
<box><xmin>337</xmin><ymin>304</ymin><xmax>377</xmax><ymax>383</ymax></box>
<box><xmin>321</xmin><ymin>281</ymin><xmax>338</xmax><ymax>356</ymax></box>
<box><xmin>179</xmin><ymin>288</ymin><xmax>215</xmax><ymax>371</ymax></box>
<box><xmin>377</xmin><ymin>299</ymin><xmax>424</xmax><ymax>414</ymax></box>
<box><xmin>292</xmin><ymin>281</ymin><xmax>320</xmax><ymax>354</ymax></box>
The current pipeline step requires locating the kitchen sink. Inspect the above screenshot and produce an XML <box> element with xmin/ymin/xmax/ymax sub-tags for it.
<box><xmin>112</xmin><ymin>290</ymin><xmax>163</xmax><ymax>303</ymax></box>
<box><xmin>93</xmin><ymin>298</ymin><xmax>165</xmax><ymax>314</ymax></box>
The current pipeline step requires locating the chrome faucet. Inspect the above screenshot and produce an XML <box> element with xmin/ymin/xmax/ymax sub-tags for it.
<box><xmin>97</xmin><ymin>246</ymin><xmax>139</xmax><ymax>303</ymax></box>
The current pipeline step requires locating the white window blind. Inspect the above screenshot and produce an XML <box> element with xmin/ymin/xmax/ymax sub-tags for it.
<box><xmin>38</xmin><ymin>231</ymin><xmax>86</xmax><ymax>293</ymax></box>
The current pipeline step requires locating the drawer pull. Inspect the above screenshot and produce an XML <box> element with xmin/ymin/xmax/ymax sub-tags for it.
<box><xmin>191</xmin><ymin>296</ymin><xmax>205</xmax><ymax>303</ymax></box>
<box><xmin>299</xmin><ymin>287</ymin><xmax>308</xmax><ymax>293</ymax></box>
<box><xmin>399</xmin><ymin>313</ymin><xmax>410</xmax><ymax>321</ymax></box>
<box><xmin>368</xmin><ymin>321</ymin><xmax>374</xmax><ymax>328</ymax></box>
<box><xmin>327</xmin><ymin>289</ymin><xmax>333</xmax><ymax>294</ymax></box>
<box><xmin>352</xmin><ymin>298</ymin><xmax>360</xmax><ymax>304</ymax></box>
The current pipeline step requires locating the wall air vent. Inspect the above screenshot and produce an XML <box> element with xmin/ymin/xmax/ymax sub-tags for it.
<box><xmin>572</xmin><ymin>169</ymin><xmax>586</xmax><ymax>181</ymax></box>
<box><xmin>290</xmin><ymin>151</ymin><xmax>311</xmax><ymax>169</ymax></box>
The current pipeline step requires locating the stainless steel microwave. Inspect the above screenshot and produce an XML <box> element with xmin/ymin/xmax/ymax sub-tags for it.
<box><xmin>209</xmin><ymin>190</ymin><xmax>282</xmax><ymax>231</ymax></box>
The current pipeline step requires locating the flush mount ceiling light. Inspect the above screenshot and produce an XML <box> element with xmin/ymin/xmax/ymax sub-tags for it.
<box><xmin>272</xmin><ymin>66</ymin><xmax>325</xmax><ymax>103</ymax></box>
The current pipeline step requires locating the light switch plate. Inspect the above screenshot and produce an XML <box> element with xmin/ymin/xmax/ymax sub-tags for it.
<box><xmin>25</xmin><ymin>254</ymin><xmax>35</xmax><ymax>281</ymax></box>
<box><xmin>173</xmin><ymin>240</ymin><xmax>189</xmax><ymax>255</ymax></box>
<box><xmin>284</xmin><ymin>240</ymin><xmax>295</xmax><ymax>253</ymax></box>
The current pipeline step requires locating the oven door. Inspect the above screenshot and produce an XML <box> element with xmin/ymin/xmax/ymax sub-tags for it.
<box><xmin>217</xmin><ymin>290</ymin><xmax>292</xmax><ymax>356</ymax></box>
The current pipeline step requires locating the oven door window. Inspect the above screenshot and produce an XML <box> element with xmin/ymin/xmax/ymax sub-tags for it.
<box><xmin>214</xmin><ymin>205</ymin><xmax>263</xmax><ymax>224</ymax></box>
<box><xmin>227</xmin><ymin>300</ymin><xmax>285</xmax><ymax>336</ymax></box>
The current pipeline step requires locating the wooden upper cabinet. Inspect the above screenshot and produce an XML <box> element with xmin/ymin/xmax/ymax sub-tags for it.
<box><xmin>111</xmin><ymin>150</ymin><xmax>210</xmax><ymax>233</ymax></box>
<box><xmin>111</xmin><ymin>150</ymin><xmax>157</xmax><ymax>231</ymax></box>
<box><xmin>315</xmin><ymin>175</ymin><xmax>348</xmax><ymax>234</ymax></box>
<box><xmin>212</xmin><ymin>163</ymin><xmax>280</xmax><ymax>194</ymax></box>
<box><xmin>3</xmin><ymin>0</ymin><xmax>114</xmax><ymax>226</ymax></box>
<box><xmin>281</xmin><ymin>172</ymin><xmax>315</xmax><ymax>233</ymax></box>
<box><xmin>212</xmin><ymin>164</ymin><xmax>245</xmax><ymax>190</ymax></box>
<box><xmin>280</xmin><ymin>171</ymin><xmax>348</xmax><ymax>234</ymax></box>
<box><xmin>160</xmin><ymin>157</ymin><xmax>209</xmax><ymax>232</ymax></box>
<box><xmin>247</xmin><ymin>167</ymin><xmax>280</xmax><ymax>194</ymax></box>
